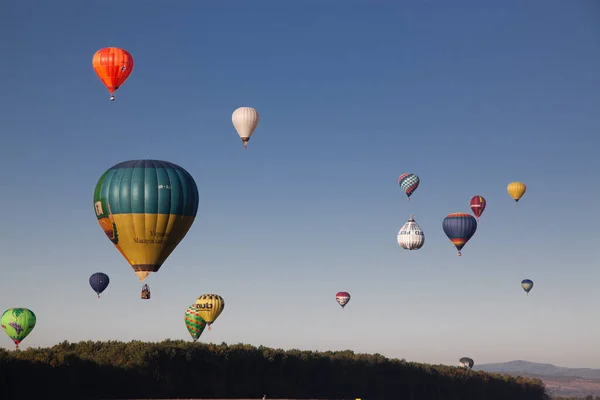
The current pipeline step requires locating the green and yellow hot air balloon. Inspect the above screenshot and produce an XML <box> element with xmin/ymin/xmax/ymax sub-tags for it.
<box><xmin>195</xmin><ymin>294</ymin><xmax>225</xmax><ymax>330</ymax></box>
<box><xmin>184</xmin><ymin>304</ymin><xmax>207</xmax><ymax>342</ymax></box>
<box><xmin>1</xmin><ymin>308</ymin><xmax>36</xmax><ymax>350</ymax></box>
<box><xmin>93</xmin><ymin>160</ymin><xmax>199</xmax><ymax>283</ymax></box>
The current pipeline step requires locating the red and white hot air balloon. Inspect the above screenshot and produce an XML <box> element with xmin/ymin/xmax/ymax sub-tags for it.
<box><xmin>469</xmin><ymin>195</ymin><xmax>487</xmax><ymax>221</ymax></box>
<box><xmin>335</xmin><ymin>292</ymin><xmax>351</xmax><ymax>309</ymax></box>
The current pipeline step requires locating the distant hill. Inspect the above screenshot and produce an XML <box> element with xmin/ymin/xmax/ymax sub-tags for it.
<box><xmin>475</xmin><ymin>360</ymin><xmax>600</xmax><ymax>397</ymax></box>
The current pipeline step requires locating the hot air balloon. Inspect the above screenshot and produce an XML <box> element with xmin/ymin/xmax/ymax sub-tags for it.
<box><xmin>521</xmin><ymin>279</ymin><xmax>534</xmax><ymax>295</ymax></box>
<box><xmin>232</xmin><ymin>107</ymin><xmax>260</xmax><ymax>149</ymax></box>
<box><xmin>93</xmin><ymin>160</ymin><xmax>199</xmax><ymax>296</ymax></box>
<box><xmin>469</xmin><ymin>196</ymin><xmax>486</xmax><ymax>221</ymax></box>
<box><xmin>1</xmin><ymin>308</ymin><xmax>36</xmax><ymax>350</ymax></box>
<box><xmin>507</xmin><ymin>182</ymin><xmax>526</xmax><ymax>204</ymax></box>
<box><xmin>89</xmin><ymin>272</ymin><xmax>110</xmax><ymax>298</ymax></box>
<box><xmin>195</xmin><ymin>294</ymin><xmax>225</xmax><ymax>330</ymax></box>
<box><xmin>335</xmin><ymin>292</ymin><xmax>351</xmax><ymax>309</ymax></box>
<box><xmin>442</xmin><ymin>213</ymin><xmax>477</xmax><ymax>256</ymax></box>
<box><xmin>459</xmin><ymin>357</ymin><xmax>474</xmax><ymax>369</ymax></box>
<box><xmin>184</xmin><ymin>304</ymin><xmax>207</xmax><ymax>342</ymax></box>
<box><xmin>397</xmin><ymin>214</ymin><xmax>425</xmax><ymax>250</ymax></box>
<box><xmin>92</xmin><ymin>47</ymin><xmax>134</xmax><ymax>101</ymax></box>
<box><xmin>398</xmin><ymin>173</ymin><xmax>420</xmax><ymax>200</ymax></box>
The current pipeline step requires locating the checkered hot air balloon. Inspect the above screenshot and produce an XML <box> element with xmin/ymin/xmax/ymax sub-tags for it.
<box><xmin>398</xmin><ymin>173</ymin><xmax>420</xmax><ymax>200</ymax></box>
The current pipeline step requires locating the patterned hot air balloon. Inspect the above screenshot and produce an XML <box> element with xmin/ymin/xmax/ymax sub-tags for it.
<box><xmin>1</xmin><ymin>308</ymin><xmax>36</xmax><ymax>350</ymax></box>
<box><xmin>232</xmin><ymin>107</ymin><xmax>260</xmax><ymax>149</ymax></box>
<box><xmin>398</xmin><ymin>173</ymin><xmax>420</xmax><ymax>200</ymax></box>
<box><xmin>442</xmin><ymin>213</ymin><xmax>477</xmax><ymax>256</ymax></box>
<box><xmin>507</xmin><ymin>182</ymin><xmax>526</xmax><ymax>204</ymax></box>
<box><xmin>521</xmin><ymin>279</ymin><xmax>534</xmax><ymax>295</ymax></box>
<box><xmin>469</xmin><ymin>196</ymin><xmax>486</xmax><ymax>221</ymax></box>
<box><xmin>184</xmin><ymin>304</ymin><xmax>207</xmax><ymax>342</ymax></box>
<box><xmin>94</xmin><ymin>160</ymin><xmax>199</xmax><ymax>285</ymax></box>
<box><xmin>335</xmin><ymin>292</ymin><xmax>351</xmax><ymax>309</ymax></box>
<box><xmin>92</xmin><ymin>47</ymin><xmax>134</xmax><ymax>101</ymax></box>
<box><xmin>89</xmin><ymin>272</ymin><xmax>110</xmax><ymax>298</ymax></box>
<box><xmin>459</xmin><ymin>357</ymin><xmax>474</xmax><ymax>369</ymax></box>
<box><xmin>195</xmin><ymin>294</ymin><xmax>225</xmax><ymax>330</ymax></box>
<box><xmin>397</xmin><ymin>214</ymin><xmax>425</xmax><ymax>250</ymax></box>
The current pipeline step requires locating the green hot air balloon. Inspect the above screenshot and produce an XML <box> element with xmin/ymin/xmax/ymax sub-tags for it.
<box><xmin>184</xmin><ymin>304</ymin><xmax>206</xmax><ymax>342</ymax></box>
<box><xmin>1</xmin><ymin>308</ymin><xmax>36</xmax><ymax>350</ymax></box>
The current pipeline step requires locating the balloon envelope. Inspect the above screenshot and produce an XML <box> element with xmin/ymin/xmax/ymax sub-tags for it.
<box><xmin>195</xmin><ymin>294</ymin><xmax>225</xmax><ymax>328</ymax></box>
<box><xmin>442</xmin><ymin>213</ymin><xmax>477</xmax><ymax>256</ymax></box>
<box><xmin>397</xmin><ymin>214</ymin><xmax>425</xmax><ymax>250</ymax></box>
<box><xmin>469</xmin><ymin>196</ymin><xmax>486</xmax><ymax>220</ymax></box>
<box><xmin>398</xmin><ymin>173</ymin><xmax>420</xmax><ymax>200</ymax></box>
<box><xmin>94</xmin><ymin>160</ymin><xmax>199</xmax><ymax>282</ymax></box>
<box><xmin>232</xmin><ymin>107</ymin><xmax>260</xmax><ymax>149</ymax></box>
<box><xmin>184</xmin><ymin>304</ymin><xmax>207</xmax><ymax>342</ymax></box>
<box><xmin>92</xmin><ymin>47</ymin><xmax>134</xmax><ymax>99</ymax></box>
<box><xmin>507</xmin><ymin>182</ymin><xmax>527</xmax><ymax>202</ymax></box>
<box><xmin>89</xmin><ymin>272</ymin><xmax>110</xmax><ymax>297</ymax></box>
<box><xmin>459</xmin><ymin>357</ymin><xmax>474</xmax><ymax>369</ymax></box>
<box><xmin>335</xmin><ymin>292</ymin><xmax>351</xmax><ymax>308</ymax></box>
<box><xmin>521</xmin><ymin>279</ymin><xmax>534</xmax><ymax>294</ymax></box>
<box><xmin>1</xmin><ymin>308</ymin><xmax>36</xmax><ymax>349</ymax></box>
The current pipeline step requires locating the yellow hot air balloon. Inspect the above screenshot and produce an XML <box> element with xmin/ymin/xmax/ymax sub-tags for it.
<box><xmin>195</xmin><ymin>294</ymin><xmax>225</xmax><ymax>330</ymax></box>
<box><xmin>507</xmin><ymin>182</ymin><xmax>527</xmax><ymax>203</ymax></box>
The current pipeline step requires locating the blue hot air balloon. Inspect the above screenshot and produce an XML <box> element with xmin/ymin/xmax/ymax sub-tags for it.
<box><xmin>521</xmin><ymin>279</ymin><xmax>534</xmax><ymax>295</ymax></box>
<box><xmin>442</xmin><ymin>213</ymin><xmax>477</xmax><ymax>256</ymax></box>
<box><xmin>89</xmin><ymin>272</ymin><xmax>110</xmax><ymax>298</ymax></box>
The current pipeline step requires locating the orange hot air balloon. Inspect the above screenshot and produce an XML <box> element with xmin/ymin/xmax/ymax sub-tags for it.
<box><xmin>92</xmin><ymin>47</ymin><xmax>134</xmax><ymax>101</ymax></box>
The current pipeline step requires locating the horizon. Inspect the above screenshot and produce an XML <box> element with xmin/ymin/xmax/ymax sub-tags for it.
<box><xmin>1</xmin><ymin>0</ymin><xmax>599</xmax><ymax>370</ymax></box>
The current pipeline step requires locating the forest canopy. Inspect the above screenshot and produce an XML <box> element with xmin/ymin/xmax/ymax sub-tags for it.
<box><xmin>0</xmin><ymin>340</ymin><xmax>549</xmax><ymax>400</ymax></box>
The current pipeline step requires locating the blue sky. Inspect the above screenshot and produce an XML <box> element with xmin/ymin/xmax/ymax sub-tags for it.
<box><xmin>1</xmin><ymin>0</ymin><xmax>599</xmax><ymax>368</ymax></box>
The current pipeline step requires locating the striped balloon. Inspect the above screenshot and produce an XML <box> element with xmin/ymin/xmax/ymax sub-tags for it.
<box><xmin>94</xmin><ymin>160</ymin><xmax>199</xmax><ymax>283</ymax></box>
<box><xmin>398</xmin><ymin>173</ymin><xmax>420</xmax><ymax>200</ymax></box>
<box><xmin>442</xmin><ymin>213</ymin><xmax>477</xmax><ymax>256</ymax></box>
<box><xmin>92</xmin><ymin>47</ymin><xmax>134</xmax><ymax>101</ymax></box>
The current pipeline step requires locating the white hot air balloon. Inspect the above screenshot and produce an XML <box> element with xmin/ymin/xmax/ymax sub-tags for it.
<box><xmin>397</xmin><ymin>214</ymin><xmax>425</xmax><ymax>250</ymax></box>
<box><xmin>232</xmin><ymin>106</ymin><xmax>260</xmax><ymax>149</ymax></box>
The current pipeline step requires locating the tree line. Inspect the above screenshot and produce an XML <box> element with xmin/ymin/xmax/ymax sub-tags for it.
<box><xmin>0</xmin><ymin>339</ymin><xmax>549</xmax><ymax>400</ymax></box>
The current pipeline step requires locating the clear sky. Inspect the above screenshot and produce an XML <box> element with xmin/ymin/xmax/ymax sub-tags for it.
<box><xmin>1</xmin><ymin>0</ymin><xmax>599</xmax><ymax>369</ymax></box>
